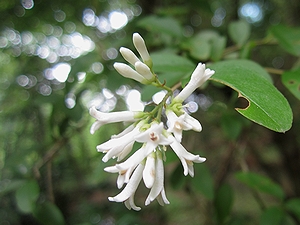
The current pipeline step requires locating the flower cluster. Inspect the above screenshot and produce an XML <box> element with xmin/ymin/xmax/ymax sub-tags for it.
<box><xmin>89</xmin><ymin>33</ymin><xmax>215</xmax><ymax>210</ymax></box>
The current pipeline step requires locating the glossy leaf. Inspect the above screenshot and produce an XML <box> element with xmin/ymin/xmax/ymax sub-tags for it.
<box><xmin>214</xmin><ymin>184</ymin><xmax>234</xmax><ymax>224</ymax></box>
<box><xmin>141</xmin><ymin>52</ymin><xmax>195</xmax><ymax>101</ymax></box>
<box><xmin>285</xmin><ymin>198</ymin><xmax>300</xmax><ymax>221</ymax></box>
<box><xmin>151</xmin><ymin>52</ymin><xmax>194</xmax><ymax>74</ymax></box>
<box><xmin>15</xmin><ymin>180</ymin><xmax>40</xmax><ymax>214</ymax></box>
<box><xmin>228</xmin><ymin>20</ymin><xmax>251</xmax><ymax>47</ymax></box>
<box><xmin>137</xmin><ymin>15</ymin><xmax>182</xmax><ymax>38</ymax></box>
<box><xmin>210</xmin><ymin>59</ymin><xmax>292</xmax><ymax>133</ymax></box>
<box><xmin>33</xmin><ymin>201</ymin><xmax>65</xmax><ymax>225</ymax></box>
<box><xmin>235</xmin><ymin>172</ymin><xmax>285</xmax><ymax>200</ymax></box>
<box><xmin>270</xmin><ymin>25</ymin><xmax>300</xmax><ymax>56</ymax></box>
<box><xmin>260</xmin><ymin>206</ymin><xmax>285</xmax><ymax>225</ymax></box>
<box><xmin>281</xmin><ymin>69</ymin><xmax>300</xmax><ymax>100</ymax></box>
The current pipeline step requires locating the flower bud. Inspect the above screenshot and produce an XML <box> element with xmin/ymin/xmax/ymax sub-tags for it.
<box><xmin>173</xmin><ymin>63</ymin><xmax>215</xmax><ymax>102</ymax></box>
<box><xmin>135</xmin><ymin>61</ymin><xmax>154</xmax><ymax>81</ymax></box>
<box><xmin>113</xmin><ymin>62</ymin><xmax>145</xmax><ymax>83</ymax></box>
<box><xmin>119</xmin><ymin>47</ymin><xmax>140</xmax><ymax>66</ymax></box>
<box><xmin>133</xmin><ymin>33</ymin><xmax>152</xmax><ymax>68</ymax></box>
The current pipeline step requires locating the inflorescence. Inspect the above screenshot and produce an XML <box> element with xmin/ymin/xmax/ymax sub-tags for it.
<box><xmin>89</xmin><ymin>33</ymin><xmax>215</xmax><ymax>210</ymax></box>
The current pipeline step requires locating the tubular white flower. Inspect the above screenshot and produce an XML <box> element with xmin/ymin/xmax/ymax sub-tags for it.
<box><xmin>170</xmin><ymin>139</ymin><xmax>206</xmax><ymax>177</ymax></box>
<box><xmin>184</xmin><ymin>113</ymin><xmax>202</xmax><ymax>132</ymax></box>
<box><xmin>134</xmin><ymin>122</ymin><xmax>174</xmax><ymax>148</ymax></box>
<box><xmin>105</xmin><ymin>122</ymin><xmax>173</xmax><ymax>188</ymax></box>
<box><xmin>108</xmin><ymin>163</ymin><xmax>144</xmax><ymax>211</ymax></box>
<box><xmin>132</xmin><ymin>33</ymin><xmax>152</xmax><ymax>66</ymax></box>
<box><xmin>174</xmin><ymin>63</ymin><xmax>215</xmax><ymax>102</ymax></box>
<box><xmin>145</xmin><ymin>150</ymin><xmax>170</xmax><ymax>206</ymax></box>
<box><xmin>166</xmin><ymin>110</ymin><xmax>202</xmax><ymax>142</ymax></box>
<box><xmin>119</xmin><ymin>47</ymin><xmax>141</xmax><ymax>66</ymax></box>
<box><xmin>143</xmin><ymin>152</ymin><xmax>156</xmax><ymax>189</ymax></box>
<box><xmin>135</xmin><ymin>61</ymin><xmax>154</xmax><ymax>81</ymax></box>
<box><xmin>89</xmin><ymin>106</ymin><xmax>141</xmax><ymax>134</ymax></box>
<box><xmin>97</xmin><ymin>127</ymin><xmax>140</xmax><ymax>162</ymax></box>
<box><xmin>124</xmin><ymin>195</ymin><xmax>141</xmax><ymax>211</ymax></box>
<box><xmin>156</xmin><ymin>188</ymin><xmax>170</xmax><ymax>206</ymax></box>
<box><xmin>113</xmin><ymin>62</ymin><xmax>147</xmax><ymax>84</ymax></box>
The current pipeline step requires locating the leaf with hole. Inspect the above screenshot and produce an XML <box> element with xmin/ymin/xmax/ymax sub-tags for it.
<box><xmin>210</xmin><ymin>59</ymin><xmax>292</xmax><ymax>133</ymax></box>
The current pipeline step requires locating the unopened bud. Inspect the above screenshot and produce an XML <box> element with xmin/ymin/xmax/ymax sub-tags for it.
<box><xmin>120</xmin><ymin>47</ymin><xmax>140</xmax><ymax>66</ymax></box>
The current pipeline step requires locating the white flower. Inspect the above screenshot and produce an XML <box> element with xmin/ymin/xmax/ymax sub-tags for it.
<box><xmin>143</xmin><ymin>152</ymin><xmax>156</xmax><ymax>188</ymax></box>
<box><xmin>166</xmin><ymin>110</ymin><xmax>202</xmax><ymax>142</ymax></box>
<box><xmin>119</xmin><ymin>47</ymin><xmax>141</xmax><ymax>66</ymax></box>
<box><xmin>145</xmin><ymin>150</ymin><xmax>170</xmax><ymax>206</ymax></box>
<box><xmin>97</xmin><ymin>123</ymin><xmax>142</xmax><ymax>163</ymax></box>
<box><xmin>108</xmin><ymin>163</ymin><xmax>144</xmax><ymax>211</ymax></box>
<box><xmin>170</xmin><ymin>139</ymin><xmax>206</xmax><ymax>177</ymax></box>
<box><xmin>135</xmin><ymin>61</ymin><xmax>154</xmax><ymax>81</ymax></box>
<box><xmin>89</xmin><ymin>106</ymin><xmax>141</xmax><ymax>134</ymax></box>
<box><xmin>117</xmin><ymin>35</ymin><xmax>155</xmax><ymax>83</ymax></box>
<box><xmin>174</xmin><ymin>63</ymin><xmax>215</xmax><ymax>102</ymax></box>
<box><xmin>132</xmin><ymin>33</ymin><xmax>151</xmax><ymax>65</ymax></box>
<box><xmin>134</xmin><ymin>122</ymin><xmax>174</xmax><ymax>149</ymax></box>
<box><xmin>113</xmin><ymin>62</ymin><xmax>148</xmax><ymax>84</ymax></box>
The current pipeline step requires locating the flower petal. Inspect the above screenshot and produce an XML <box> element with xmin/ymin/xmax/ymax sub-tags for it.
<box><xmin>114</xmin><ymin>62</ymin><xmax>146</xmax><ymax>83</ymax></box>
<box><xmin>108</xmin><ymin>163</ymin><xmax>144</xmax><ymax>203</ymax></box>
<box><xmin>133</xmin><ymin>33</ymin><xmax>151</xmax><ymax>63</ymax></box>
<box><xmin>124</xmin><ymin>195</ymin><xmax>141</xmax><ymax>211</ymax></box>
<box><xmin>145</xmin><ymin>151</ymin><xmax>165</xmax><ymax>205</ymax></box>
<box><xmin>170</xmin><ymin>140</ymin><xmax>206</xmax><ymax>176</ymax></box>
<box><xmin>143</xmin><ymin>152</ymin><xmax>156</xmax><ymax>188</ymax></box>
<box><xmin>119</xmin><ymin>47</ymin><xmax>140</xmax><ymax>66</ymax></box>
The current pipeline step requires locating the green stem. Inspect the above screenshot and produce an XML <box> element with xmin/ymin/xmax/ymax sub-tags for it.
<box><xmin>148</xmin><ymin>75</ymin><xmax>173</xmax><ymax>122</ymax></box>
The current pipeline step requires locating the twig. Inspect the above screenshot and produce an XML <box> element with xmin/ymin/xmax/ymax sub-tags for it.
<box><xmin>265</xmin><ymin>67</ymin><xmax>284</xmax><ymax>75</ymax></box>
<box><xmin>33</xmin><ymin>136</ymin><xmax>68</xmax><ymax>179</ymax></box>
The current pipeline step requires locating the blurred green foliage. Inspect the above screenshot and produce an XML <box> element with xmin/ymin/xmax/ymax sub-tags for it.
<box><xmin>1</xmin><ymin>0</ymin><xmax>300</xmax><ymax>224</ymax></box>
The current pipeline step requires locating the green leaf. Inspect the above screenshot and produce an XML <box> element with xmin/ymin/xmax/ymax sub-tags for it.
<box><xmin>235</xmin><ymin>171</ymin><xmax>285</xmax><ymax>200</ymax></box>
<box><xmin>228</xmin><ymin>20</ymin><xmax>251</xmax><ymax>47</ymax></box>
<box><xmin>33</xmin><ymin>201</ymin><xmax>65</xmax><ymax>225</ymax></box>
<box><xmin>137</xmin><ymin>15</ymin><xmax>182</xmax><ymax>38</ymax></box>
<box><xmin>184</xmin><ymin>36</ymin><xmax>211</xmax><ymax>60</ymax></box>
<box><xmin>281</xmin><ymin>69</ymin><xmax>300</xmax><ymax>100</ymax></box>
<box><xmin>211</xmin><ymin>35</ymin><xmax>227</xmax><ymax>61</ymax></box>
<box><xmin>191</xmin><ymin>163</ymin><xmax>214</xmax><ymax>200</ymax></box>
<box><xmin>210</xmin><ymin>59</ymin><xmax>292</xmax><ymax>133</ymax></box>
<box><xmin>285</xmin><ymin>198</ymin><xmax>300</xmax><ymax>221</ymax></box>
<box><xmin>151</xmin><ymin>52</ymin><xmax>195</xmax><ymax>74</ymax></box>
<box><xmin>0</xmin><ymin>179</ymin><xmax>25</xmax><ymax>196</ymax></box>
<box><xmin>141</xmin><ymin>52</ymin><xmax>195</xmax><ymax>101</ymax></box>
<box><xmin>270</xmin><ymin>25</ymin><xmax>300</xmax><ymax>56</ymax></box>
<box><xmin>182</xmin><ymin>30</ymin><xmax>226</xmax><ymax>61</ymax></box>
<box><xmin>214</xmin><ymin>184</ymin><xmax>234</xmax><ymax>224</ymax></box>
<box><xmin>260</xmin><ymin>206</ymin><xmax>285</xmax><ymax>225</ymax></box>
<box><xmin>15</xmin><ymin>180</ymin><xmax>40</xmax><ymax>214</ymax></box>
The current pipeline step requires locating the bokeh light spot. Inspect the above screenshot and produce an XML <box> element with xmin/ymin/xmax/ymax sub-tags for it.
<box><xmin>109</xmin><ymin>11</ymin><xmax>128</xmax><ymax>30</ymax></box>
<box><xmin>21</xmin><ymin>0</ymin><xmax>34</xmax><ymax>9</ymax></box>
